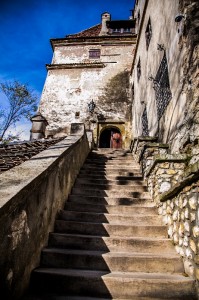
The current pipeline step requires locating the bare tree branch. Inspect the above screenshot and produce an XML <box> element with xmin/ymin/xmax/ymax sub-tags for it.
<box><xmin>0</xmin><ymin>80</ymin><xmax>38</xmax><ymax>140</ymax></box>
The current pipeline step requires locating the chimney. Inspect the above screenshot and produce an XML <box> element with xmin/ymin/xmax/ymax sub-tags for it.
<box><xmin>30</xmin><ymin>112</ymin><xmax>48</xmax><ymax>140</ymax></box>
<box><xmin>99</xmin><ymin>12</ymin><xmax>111</xmax><ymax>36</ymax></box>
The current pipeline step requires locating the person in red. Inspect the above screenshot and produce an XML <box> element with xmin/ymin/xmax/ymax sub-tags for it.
<box><xmin>111</xmin><ymin>131</ymin><xmax>122</xmax><ymax>149</ymax></box>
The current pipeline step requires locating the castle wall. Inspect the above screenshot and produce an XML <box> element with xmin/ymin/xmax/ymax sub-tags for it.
<box><xmin>130</xmin><ymin>0</ymin><xmax>199</xmax><ymax>152</ymax></box>
<box><xmin>39</xmin><ymin>38</ymin><xmax>136</xmax><ymax>146</ymax></box>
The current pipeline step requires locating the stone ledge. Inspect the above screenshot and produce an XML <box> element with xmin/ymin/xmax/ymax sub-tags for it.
<box><xmin>137</xmin><ymin>136</ymin><xmax>158</xmax><ymax>142</ymax></box>
<box><xmin>160</xmin><ymin>160</ymin><xmax>199</xmax><ymax>202</ymax></box>
<box><xmin>130</xmin><ymin>136</ymin><xmax>158</xmax><ymax>153</ymax></box>
<box><xmin>145</xmin><ymin>154</ymin><xmax>188</xmax><ymax>177</ymax></box>
<box><xmin>46</xmin><ymin>62</ymin><xmax>105</xmax><ymax>70</ymax></box>
<box><xmin>139</xmin><ymin>143</ymin><xmax>169</xmax><ymax>162</ymax></box>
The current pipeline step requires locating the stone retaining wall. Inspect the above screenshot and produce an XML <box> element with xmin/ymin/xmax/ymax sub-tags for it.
<box><xmin>132</xmin><ymin>137</ymin><xmax>199</xmax><ymax>291</ymax></box>
<box><xmin>0</xmin><ymin>125</ymin><xmax>90</xmax><ymax>299</ymax></box>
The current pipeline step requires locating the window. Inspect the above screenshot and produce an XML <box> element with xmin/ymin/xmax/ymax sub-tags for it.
<box><xmin>132</xmin><ymin>84</ymin><xmax>135</xmax><ymax>102</ymax></box>
<box><xmin>112</xmin><ymin>28</ymin><xmax>121</xmax><ymax>33</ymax></box>
<box><xmin>124</xmin><ymin>28</ymin><xmax>131</xmax><ymax>33</ymax></box>
<box><xmin>89</xmin><ymin>49</ymin><xmax>100</xmax><ymax>59</ymax></box>
<box><xmin>145</xmin><ymin>18</ymin><xmax>152</xmax><ymax>50</ymax></box>
<box><xmin>137</xmin><ymin>10</ymin><xmax>140</xmax><ymax>25</ymax></box>
<box><xmin>154</xmin><ymin>52</ymin><xmax>172</xmax><ymax>120</ymax></box>
<box><xmin>137</xmin><ymin>58</ymin><xmax>141</xmax><ymax>82</ymax></box>
<box><xmin>142</xmin><ymin>106</ymin><xmax>149</xmax><ymax>136</ymax></box>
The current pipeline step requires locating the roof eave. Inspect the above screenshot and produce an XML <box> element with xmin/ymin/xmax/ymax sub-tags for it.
<box><xmin>50</xmin><ymin>34</ymin><xmax>137</xmax><ymax>47</ymax></box>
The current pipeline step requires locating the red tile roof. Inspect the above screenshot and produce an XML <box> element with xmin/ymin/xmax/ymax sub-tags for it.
<box><xmin>67</xmin><ymin>24</ymin><xmax>101</xmax><ymax>38</ymax></box>
<box><xmin>0</xmin><ymin>138</ymin><xmax>65</xmax><ymax>173</ymax></box>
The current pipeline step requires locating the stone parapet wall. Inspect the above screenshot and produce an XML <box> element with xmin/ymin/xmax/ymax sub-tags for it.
<box><xmin>145</xmin><ymin>154</ymin><xmax>187</xmax><ymax>205</ymax></box>
<box><xmin>131</xmin><ymin>136</ymin><xmax>158</xmax><ymax>162</ymax></box>
<box><xmin>0</xmin><ymin>125</ymin><xmax>90</xmax><ymax>299</ymax></box>
<box><xmin>160</xmin><ymin>177</ymin><xmax>199</xmax><ymax>281</ymax></box>
<box><xmin>133</xmin><ymin>136</ymin><xmax>199</xmax><ymax>288</ymax></box>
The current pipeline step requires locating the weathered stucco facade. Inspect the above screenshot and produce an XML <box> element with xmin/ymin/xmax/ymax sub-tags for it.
<box><xmin>130</xmin><ymin>0</ymin><xmax>199</xmax><ymax>152</ymax></box>
<box><xmin>38</xmin><ymin>13</ymin><xmax>136</xmax><ymax>148</ymax></box>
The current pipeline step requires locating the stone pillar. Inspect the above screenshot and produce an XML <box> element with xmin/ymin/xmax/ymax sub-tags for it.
<box><xmin>30</xmin><ymin>112</ymin><xmax>48</xmax><ymax>140</ymax></box>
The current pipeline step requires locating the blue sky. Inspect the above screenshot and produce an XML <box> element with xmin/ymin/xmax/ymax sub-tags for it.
<box><xmin>0</xmin><ymin>0</ymin><xmax>135</xmax><ymax>139</ymax></box>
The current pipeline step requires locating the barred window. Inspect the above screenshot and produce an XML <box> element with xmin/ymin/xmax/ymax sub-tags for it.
<box><xmin>154</xmin><ymin>52</ymin><xmax>172</xmax><ymax>120</ymax></box>
<box><xmin>89</xmin><ymin>49</ymin><xmax>100</xmax><ymax>59</ymax></box>
<box><xmin>137</xmin><ymin>10</ymin><xmax>140</xmax><ymax>25</ymax></box>
<box><xmin>132</xmin><ymin>84</ymin><xmax>134</xmax><ymax>101</ymax></box>
<box><xmin>145</xmin><ymin>18</ymin><xmax>152</xmax><ymax>50</ymax></box>
<box><xmin>142</xmin><ymin>106</ymin><xmax>149</xmax><ymax>136</ymax></box>
<box><xmin>137</xmin><ymin>58</ymin><xmax>141</xmax><ymax>82</ymax></box>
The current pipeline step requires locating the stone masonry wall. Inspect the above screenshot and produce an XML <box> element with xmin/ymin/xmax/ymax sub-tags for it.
<box><xmin>132</xmin><ymin>137</ymin><xmax>199</xmax><ymax>292</ymax></box>
<box><xmin>0</xmin><ymin>125</ymin><xmax>90</xmax><ymax>299</ymax></box>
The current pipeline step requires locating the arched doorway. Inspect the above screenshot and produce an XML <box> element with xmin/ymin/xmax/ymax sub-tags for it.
<box><xmin>99</xmin><ymin>127</ymin><xmax>122</xmax><ymax>148</ymax></box>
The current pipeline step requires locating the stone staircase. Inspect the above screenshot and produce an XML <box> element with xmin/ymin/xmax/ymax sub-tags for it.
<box><xmin>24</xmin><ymin>149</ymin><xmax>196</xmax><ymax>299</ymax></box>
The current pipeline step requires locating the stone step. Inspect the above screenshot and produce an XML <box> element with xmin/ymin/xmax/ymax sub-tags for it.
<box><xmin>75</xmin><ymin>178</ymin><xmax>147</xmax><ymax>187</ymax></box>
<box><xmin>73</xmin><ymin>183</ymin><xmax>147</xmax><ymax>191</ymax></box>
<box><xmin>84</xmin><ymin>159</ymin><xmax>140</xmax><ymax>169</ymax></box>
<box><xmin>68</xmin><ymin>195</ymin><xmax>153</xmax><ymax>206</ymax></box>
<box><xmin>48</xmin><ymin>233</ymin><xmax>177</xmax><ymax>254</ymax></box>
<box><xmin>22</xmin><ymin>296</ymin><xmax>197</xmax><ymax>300</ymax></box>
<box><xmin>77</xmin><ymin>173</ymin><xmax>143</xmax><ymax>180</ymax></box>
<box><xmin>57</xmin><ymin>211</ymin><xmax>162</xmax><ymax>225</ymax></box>
<box><xmin>54</xmin><ymin>220</ymin><xmax>166</xmax><ymax>237</ymax></box>
<box><xmin>64</xmin><ymin>202</ymin><xmax>157</xmax><ymax>214</ymax></box>
<box><xmin>88</xmin><ymin>151</ymin><xmax>132</xmax><ymax>155</ymax></box>
<box><xmin>81</xmin><ymin>165</ymin><xmax>140</xmax><ymax>171</ymax></box>
<box><xmin>85</xmin><ymin>157</ymin><xmax>134</xmax><ymax>163</ymax></box>
<box><xmin>41</xmin><ymin>249</ymin><xmax>184</xmax><ymax>273</ymax></box>
<box><xmin>79</xmin><ymin>170</ymin><xmax>142</xmax><ymax>177</ymax></box>
<box><xmin>75</xmin><ymin>176</ymin><xmax>146</xmax><ymax>186</ymax></box>
<box><xmin>72</xmin><ymin>187</ymin><xmax>149</xmax><ymax>197</ymax></box>
<box><xmin>30</xmin><ymin>268</ymin><xmax>196</xmax><ymax>299</ymax></box>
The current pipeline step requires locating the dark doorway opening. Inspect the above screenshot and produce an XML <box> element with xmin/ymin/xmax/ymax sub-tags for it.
<box><xmin>99</xmin><ymin>127</ymin><xmax>121</xmax><ymax>148</ymax></box>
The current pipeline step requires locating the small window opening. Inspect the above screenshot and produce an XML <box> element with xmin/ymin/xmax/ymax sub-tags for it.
<box><xmin>145</xmin><ymin>18</ymin><xmax>152</xmax><ymax>50</ymax></box>
<box><xmin>142</xmin><ymin>106</ymin><xmax>149</xmax><ymax>136</ymax></box>
<box><xmin>124</xmin><ymin>28</ymin><xmax>131</xmax><ymax>32</ymax></box>
<box><xmin>75</xmin><ymin>112</ymin><xmax>80</xmax><ymax>118</ymax></box>
<box><xmin>137</xmin><ymin>10</ymin><xmax>140</xmax><ymax>25</ymax></box>
<box><xmin>137</xmin><ymin>58</ymin><xmax>141</xmax><ymax>82</ymax></box>
<box><xmin>89</xmin><ymin>49</ymin><xmax>100</xmax><ymax>59</ymax></box>
<box><xmin>112</xmin><ymin>28</ymin><xmax>121</xmax><ymax>33</ymax></box>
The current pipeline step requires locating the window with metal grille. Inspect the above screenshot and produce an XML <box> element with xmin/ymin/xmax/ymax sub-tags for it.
<box><xmin>132</xmin><ymin>84</ymin><xmax>135</xmax><ymax>102</ymax></box>
<box><xmin>142</xmin><ymin>106</ymin><xmax>149</xmax><ymax>136</ymax></box>
<box><xmin>89</xmin><ymin>49</ymin><xmax>100</xmax><ymax>59</ymax></box>
<box><xmin>137</xmin><ymin>58</ymin><xmax>141</xmax><ymax>82</ymax></box>
<box><xmin>154</xmin><ymin>52</ymin><xmax>172</xmax><ymax>120</ymax></box>
<box><xmin>137</xmin><ymin>10</ymin><xmax>140</xmax><ymax>25</ymax></box>
<box><xmin>145</xmin><ymin>18</ymin><xmax>152</xmax><ymax>50</ymax></box>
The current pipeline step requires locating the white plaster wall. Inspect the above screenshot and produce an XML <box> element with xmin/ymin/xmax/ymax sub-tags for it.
<box><xmin>134</xmin><ymin>0</ymin><xmax>147</xmax><ymax>34</ymax></box>
<box><xmin>39</xmin><ymin>40</ymin><xmax>135</xmax><ymax>136</ymax></box>
<box><xmin>131</xmin><ymin>0</ymin><xmax>189</xmax><ymax>152</ymax></box>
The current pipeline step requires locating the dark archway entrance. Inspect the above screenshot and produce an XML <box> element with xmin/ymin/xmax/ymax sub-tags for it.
<box><xmin>99</xmin><ymin>127</ymin><xmax>122</xmax><ymax>148</ymax></box>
